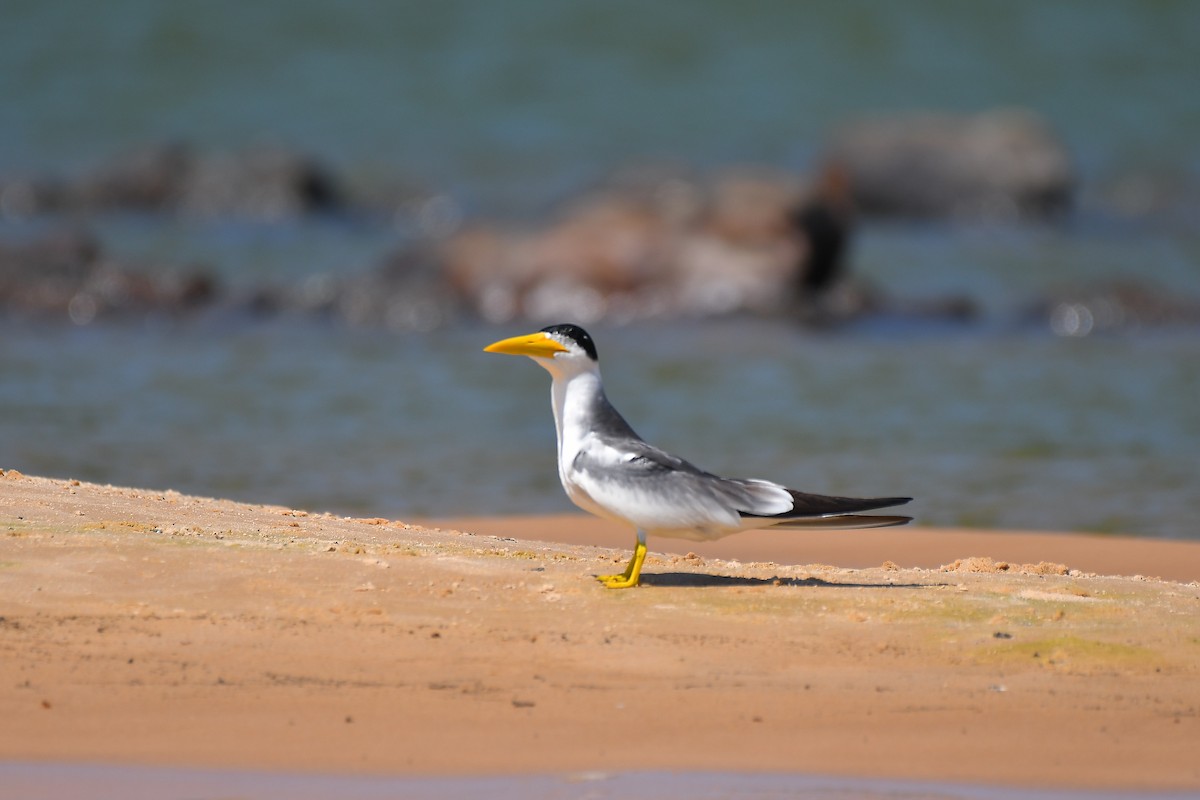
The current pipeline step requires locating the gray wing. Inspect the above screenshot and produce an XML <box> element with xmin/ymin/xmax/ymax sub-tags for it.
<box><xmin>570</xmin><ymin>392</ymin><xmax>911</xmax><ymax>533</ymax></box>
<box><xmin>569</xmin><ymin>434</ymin><xmax>798</xmax><ymax>532</ymax></box>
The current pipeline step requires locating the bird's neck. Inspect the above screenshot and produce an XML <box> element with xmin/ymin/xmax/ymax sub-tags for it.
<box><xmin>549</xmin><ymin>367</ymin><xmax>604</xmax><ymax>459</ymax></box>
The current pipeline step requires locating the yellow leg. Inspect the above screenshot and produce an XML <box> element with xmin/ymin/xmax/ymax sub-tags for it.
<box><xmin>596</xmin><ymin>532</ymin><xmax>647</xmax><ymax>589</ymax></box>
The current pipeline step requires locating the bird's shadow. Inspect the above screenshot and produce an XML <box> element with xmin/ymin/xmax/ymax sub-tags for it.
<box><xmin>633</xmin><ymin>571</ymin><xmax>940</xmax><ymax>589</ymax></box>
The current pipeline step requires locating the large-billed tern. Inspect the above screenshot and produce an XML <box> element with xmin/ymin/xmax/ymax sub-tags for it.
<box><xmin>485</xmin><ymin>324</ymin><xmax>912</xmax><ymax>588</ymax></box>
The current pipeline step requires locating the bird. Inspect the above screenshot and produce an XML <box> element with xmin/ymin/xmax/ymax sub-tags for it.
<box><xmin>484</xmin><ymin>324</ymin><xmax>912</xmax><ymax>588</ymax></box>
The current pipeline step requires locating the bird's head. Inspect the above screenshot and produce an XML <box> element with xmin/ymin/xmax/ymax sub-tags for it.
<box><xmin>484</xmin><ymin>323</ymin><xmax>599</xmax><ymax>378</ymax></box>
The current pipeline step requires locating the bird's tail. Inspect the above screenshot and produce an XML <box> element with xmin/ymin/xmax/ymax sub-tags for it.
<box><xmin>739</xmin><ymin>488</ymin><xmax>912</xmax><ymax>523</ymax></box>
<box><xmin>768</xmin><ymin>514</ymin><xmax>912</xmax><ymax>530</ymax></box>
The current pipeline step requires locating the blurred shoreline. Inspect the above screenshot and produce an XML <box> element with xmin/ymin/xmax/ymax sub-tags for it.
<box><xmin>3</xmin><ymin>121</ymin><xmax>1199</xmax><ymax>334</ymax></box>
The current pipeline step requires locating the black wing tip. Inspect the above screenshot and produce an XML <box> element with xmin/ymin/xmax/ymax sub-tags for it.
<box><xmin>741</xmin><ymin>493</ymin><xmax>913</xmax><ymax>521</ymax></box>
<box><xmin>881</xmin><ymin>497</ymin><xmax>913</xmax><ymax>507</ymax></box>
<box><xmin>791</xmin><ymin>492</ymin><xmax>913</xmax><ymax>515</ymax></box>
<box><xmin>842</xmin><ymin>495</ymin><xmax>912</xmax><ymax>511</ymax></box>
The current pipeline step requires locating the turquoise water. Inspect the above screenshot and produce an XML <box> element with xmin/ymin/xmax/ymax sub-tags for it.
<box><xmin>1</xmin><ymin>1</ymin><xmax>1199</xmax><ymax>539</ymax></box>
<box><xmin>3</xmin><ymin>1</ymin><xmax>1199</xmax><ymax>209</ymax></box>
<box><xmin>3</xmin><ymin>316</ymin><xmax>1197</xmax><ymax>539</ymax></box>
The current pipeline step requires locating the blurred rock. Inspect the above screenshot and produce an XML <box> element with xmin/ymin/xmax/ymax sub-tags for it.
<box><xmin>0</xmin><ymin>143</ymin><xmax>343</xmax><ymax>219</ymax></box>
<box><xmin>1088</xmin><ymin>168</ymin><xmax>1200</xmax><ymax>230</ymax></box>
<box><xmin>1029</xmin><ymin>281</ymin><xmax>1200</xmax><ymax>336</ymax></box>
<box><xmin>826</xmin><ymin>109</ymin><xmax>1074</xmax><ymax>220</ymax></box>
<box><xmin>176</xmin><ymin>145</ymin><xmax>341</xmax><ymax>219</ymax></box>
<box><xmin>438</xmin><ymin>166</ymin><xmax>984</xmax><ymax>326</ymax></box>
<box><xmin>321</xmin><ymin>246</ymin><xmax>463</xmax><ymax>331</ymax></box>
<box><xmin>441</xmin><ymin>171</ymin><xmax>805</xmax><ymax>324</ymax></box>
<box><xmin>71</xmin><ymin>143</ymin><xmax>193</xmax><ymax>210</ymax></box>
<box><xmin>0</xmin><ymin>230</ymin><xmax>220</xmax><ymax>322</ymax></box>
<box><xmin>0</xmin><ymin>176</ymin><xmax>68</xmax><ymax>219</ymax></box>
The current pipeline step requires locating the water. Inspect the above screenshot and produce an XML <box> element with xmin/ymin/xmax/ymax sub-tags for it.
<box><xmin>2</xmin><ymin>764</ymin><xmax>1195</xmax><ymax>800</ymax></box>
<box><xmin>3</xmin><ymin>313</ymin><xmax>1197</xmax><ymax>539</ymax></box>
<box><xmin>1</xmin><ymin>2</ymin><xmax>1199</xmax><ymax>539</ymax></box>
<box><xmin>2</xmin><ymin>1</ymin><xmax>1199</xmax><ymax>210</ymax></box>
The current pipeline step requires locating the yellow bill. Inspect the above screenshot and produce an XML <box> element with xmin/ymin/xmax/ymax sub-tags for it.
<box><xmin>484</xmin><ymin>331</ymin><xmax>569</xmax><ymax>359</ymax></box>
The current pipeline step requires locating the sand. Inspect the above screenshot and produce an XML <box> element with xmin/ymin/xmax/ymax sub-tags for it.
<box><xmin>1</xmin><ymin>470</ymin><xmax>1198</xmax><ymax>791</ymax></box>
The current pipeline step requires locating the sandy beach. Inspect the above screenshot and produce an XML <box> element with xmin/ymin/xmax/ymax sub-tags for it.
<box><xmin>1</xmin><ymin>469</ymin><xmax>1198</xmax><ymax>792</ymax></box>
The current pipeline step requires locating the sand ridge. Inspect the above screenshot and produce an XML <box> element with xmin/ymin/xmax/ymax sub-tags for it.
<box><xmin>1</xmin><ymin>472</ymin><xmax>1198</xmax><ymax>790</ymax></box>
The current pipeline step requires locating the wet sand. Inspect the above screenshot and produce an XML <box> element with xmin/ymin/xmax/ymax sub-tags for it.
<box><xmin>1</xmin><ymin>471</ymin><xmax>1198</xmax><ymax>791</ymax></box>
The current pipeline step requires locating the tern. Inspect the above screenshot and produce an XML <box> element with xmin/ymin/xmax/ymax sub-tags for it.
<box><xmin>484</xmin><ymin>324</ymin><xmax>912</xmax><ymax>588</ymax></box>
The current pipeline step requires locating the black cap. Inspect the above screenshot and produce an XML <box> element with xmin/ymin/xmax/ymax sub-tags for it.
<box><xmin>540</xmin><ymin>324</ymin><xmax>598</xmax><ymax>361</ymax></box>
